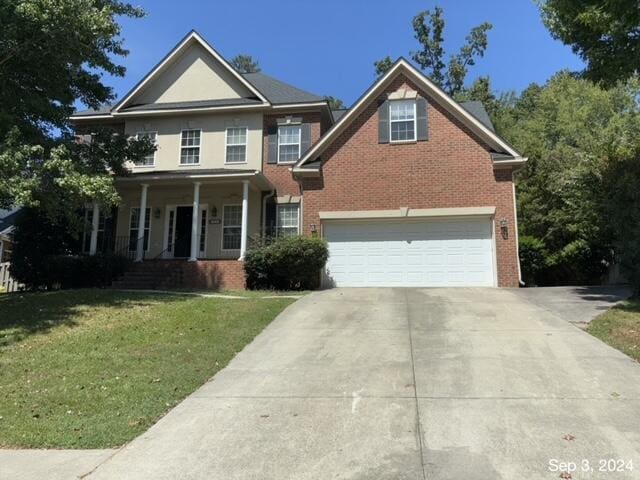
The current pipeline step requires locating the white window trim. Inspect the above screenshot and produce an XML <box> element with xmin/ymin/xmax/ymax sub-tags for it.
<box><xmin>199</xmin><ymin>207</ymin><xmax>208</xmax><ymax>257</ymax></box>
<box><xmin>135</xmin><ymin>131</ymin><xmax>158</xmax><ymax>168</ymax></box>
<box><xmin>389</xmin><ymin>100</ymin><xmax>417</xmax><ymax>143</ymax></box>
<box><xmin>276</xmin><ymin>203</ymin><xmax>300</xmax><ymax>238</ymax></box>
<box><xmin>129</xmin><ymin>207</ymin><xmax>152</xmax><ymax>252</ymax></box>
<box><xmin>179</xmin><ymin>128</ymin><xmax>202</xmax><ymax>166</ymax></box>
<box><xmin>221</xmin><ymin>203</ymin><xmax>242</xmax><ymax>251</ymax></box>
<box><xmin>277</xmin><ymin>125</ymin><xmax>301</xmax><ymax>164</ymax></box>
<box><xmin>224</xmin><ymin>126</ymin><xmax>248</xmax><ymax>164</ymax></box>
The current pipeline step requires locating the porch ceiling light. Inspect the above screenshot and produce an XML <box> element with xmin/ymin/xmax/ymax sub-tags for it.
<box><xmin>154</xmin><ymin>207</ymin><xmax>162</xmax><ymax>219</ymax></box>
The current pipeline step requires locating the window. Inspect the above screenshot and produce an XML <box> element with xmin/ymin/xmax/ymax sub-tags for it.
<box><xmin>129</xmin><ymin>207</ymin><xmax>151</xmax><ymax>252</ymax></box>
<box><xmin>199</xmin><ymin>209</ymin><xmax>207</xmax><ymax>253</ymax></box>
<box><xmin>82</xmin><ymin>207</ymin><xmax>106</xmax><ymax>253</ymax></box>
<box><xmin>278</xmin><ymin>125</ymin><xmax>301</xmax><ymax>163</ymax></box>
<box><xmin>167</xmin><ymin>209</ymin><xmax>175</xmax><ymax>253</ymax></box>
<box><xmin>276</xmin><ymin>204</ymin><xmax>300</xmax><ymax>238</ymax></box>
<box><xmin>180</xmin><ymin>129</ymin><xmax>201</xmax><ymax>164</ymax></box>
<box><xmin>389</xmin><ymin>100</ymin><xmax>416</xmax><ymax>142</ymax></box>
<box><xmin>135</xmin><ymin>132</ymin><xmax>157</xmax><ymax>166</ymax></box>
<box><xmin>225</xmin><ymin>127</ymin><xmax>247</xmax><ymax>163</ymax></box>
<box><xmin>222</xmin><ymin>205</ymin><xmax>242</xmax><ymax>250</ymax></box>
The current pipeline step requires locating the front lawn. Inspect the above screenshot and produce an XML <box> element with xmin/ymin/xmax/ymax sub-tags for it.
<box><xmin>0</xmin><ymin>289</ymin><xmax>296</xmax><ymax>449</ymax></box>
<box><xmin>588</xmin><ymin>298</ymin><xmax>640</xmax><ymax>362</ymax></box>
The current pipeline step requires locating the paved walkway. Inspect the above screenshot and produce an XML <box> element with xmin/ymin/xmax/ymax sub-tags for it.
<box><xmin>2</xmin><ymin>286</ymin><xmax>638</xmax><ymax>479</ymax></box>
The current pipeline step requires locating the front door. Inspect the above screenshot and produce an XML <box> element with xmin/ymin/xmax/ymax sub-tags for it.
<box><xmin>173</xmin><ymin>206</ymin><xmax>193</xmax><ymax>257</ymax></box>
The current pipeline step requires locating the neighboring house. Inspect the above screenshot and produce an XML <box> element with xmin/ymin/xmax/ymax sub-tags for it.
<box><xmin>0</xmin><ymin>208</ymin><xmax>19</xmax><ymax>263</ymax></box>
<box><xmin>70</xmin><ymin>30</ymin><xmax>526</xmax><ymax>289</ymax></box>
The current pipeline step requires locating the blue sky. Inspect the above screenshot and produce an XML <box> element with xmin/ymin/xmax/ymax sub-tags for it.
<box><xmin>98</xmin><ymin>0</ymin><xmax>584</xmax><ymax>108</ymax></box>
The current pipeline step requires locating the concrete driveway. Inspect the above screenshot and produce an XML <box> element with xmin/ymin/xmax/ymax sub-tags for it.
<box><xmin>4</xmin><ymin>287</ymin><xmax>638</xmax><ymax>479</ymax></box>
<box><xmin>80</xmin><ymin>286</ymin><xmax>639</xmax><ymax>480</ymax></box>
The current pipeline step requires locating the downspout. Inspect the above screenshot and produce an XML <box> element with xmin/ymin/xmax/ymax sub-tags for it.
<box><xmin>262</xmin><ymin>189</ymin><xmax>275</xmax><ymax>236</ymax></box>
<box><xmin>512</xmin><ymin>171</ymin><xmax>524</xmax><ymax>286</ymax></box>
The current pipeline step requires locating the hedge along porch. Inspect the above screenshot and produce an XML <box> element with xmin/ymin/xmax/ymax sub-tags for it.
<box><xmin>84</xmin><ymin>170</ymin><xmax>272</xmax><ymax>289</ymax></box>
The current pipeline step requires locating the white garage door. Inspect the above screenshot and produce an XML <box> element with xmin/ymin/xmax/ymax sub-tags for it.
<box><xmin>324</xmin><ymin>218</ymin><xmax>495</xmax><ymax>287</ymax></box>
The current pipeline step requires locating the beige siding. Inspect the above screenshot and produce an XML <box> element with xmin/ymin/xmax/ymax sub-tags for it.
<box><xmin>125</xmin><ymin>112</ymin><xmax>263</xmax><ymax>171</ymax></box>
<box><xmin>134</xmin><ymin>43</ymin><xmax>252</xmax><ymax>104</ymax></box>
<box><xmin>115</xmin><ymin>183</ymin><xmax>262</xmax><ymax>259</ymax></box>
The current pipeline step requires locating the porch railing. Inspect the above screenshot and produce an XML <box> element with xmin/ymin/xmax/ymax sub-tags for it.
<box><xmin>99</xmin><ymin>235</ymin><xmax>144</xmax><ymax>261</ymax></box>
<box><xmin>0</xmin><ymin>262</ymin><xmax>23</xmax><ymax>293</ymax></box>
<box><xmin>152</xmin><ymin>230</ymin><xmax>192</xmax><ymax>260</ymax></box>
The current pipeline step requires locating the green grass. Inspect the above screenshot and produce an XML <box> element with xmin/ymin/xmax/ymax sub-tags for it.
<box><xmin>588</xmin><ymin>298</ymin><xmax>640</xmax><ymax>362</ymax></box>
<box><xmin>0</xmin><ymin>289</ymin><xmax>296</xmax><ymax>449</ymax></box>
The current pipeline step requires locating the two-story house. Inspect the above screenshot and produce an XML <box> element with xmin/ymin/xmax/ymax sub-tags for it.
<box><xmin>71</xmin><ymin>30</ymin><xmax>526</xmax><ymax>290</ymax></box>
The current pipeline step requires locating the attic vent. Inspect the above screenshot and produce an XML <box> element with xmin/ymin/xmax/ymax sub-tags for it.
<box><xmin>388</xmin><ymin>88</ymin><xmax>418</xmax><ymax>100</ymax></box>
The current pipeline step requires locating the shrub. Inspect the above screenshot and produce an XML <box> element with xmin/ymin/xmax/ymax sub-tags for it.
<box><xmin>519</xmin><ymin>235</ymin><xmax>548</xmax><ymax>286</ymax></box>
<box><xmin>11</xmin><ymin>253</ymin><xmax>130</xmax><ymax>290</ymax></box>
<box><xmin>244</xmin><ymin>236</ymin><xmax>329</xmax><ymax>290</ymax></box>
<box><xmin>10</xmin><ymin>206</ymin><xmax>130</xmax><ymax>290</ymax></box>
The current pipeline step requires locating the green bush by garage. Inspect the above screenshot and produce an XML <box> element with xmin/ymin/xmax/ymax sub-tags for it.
<box><xmin>244</xmin><ymin>236</ymin><xmax>329</xmax><ymax>291</ymax></box>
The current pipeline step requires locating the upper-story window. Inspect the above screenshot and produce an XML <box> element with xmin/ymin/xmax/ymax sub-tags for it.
<box><xmin>225</xmin><ymin>127</ymin><xmax>247</xmax><ymax>163</ymax></box>
<box><xmin>180</xmin><ymin>129</ymin><xmax>201</xmax><ymax>164</ymax></box>
<box><xmin>389</xmin><ymin>100</ymin><xmax>416</xmax><ymax>142</ymax></box>
<box><xmin>278</xmin><ymin>125</ymin><xmax>301</xmax><ymax>163</ymax></box>
<box><xmin>135</xmin><ymin>131</ymin><xmax>157</xmax><ymax>166</ymax></box>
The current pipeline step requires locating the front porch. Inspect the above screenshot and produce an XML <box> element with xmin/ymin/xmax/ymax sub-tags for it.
<box><xmin>86</xmin><ymin>169</ymin><xmax>272</xmax><ymax>289</ymax></box>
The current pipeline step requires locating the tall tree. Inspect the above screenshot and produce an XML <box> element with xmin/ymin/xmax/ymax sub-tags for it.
<box><xmin>324</xmin><ymin>96</ymin><xmax>345</xmax><ymax>110</ymax></box>
<box><xmin>374</xmin><ymin>7</ymin><xmax>492</xmax><ymax>96</ymax></box>
<box><xmin>0</xmin><ymin>1</ymin><xmax>151</xmax><ymax>216</ymax></box>
<box><xmin>0</xmin><ymin>0</ymin><xmax>144</xmax><ymax>141</ymax></box>
<box><xmin>454</xmin><ymin>76</ymin><xmax>518</xmax><ymax>128</ymax></box>
<box><xmin>0</xmin><ymin>0</ymin><xmax>155</xmax><ymax>218</ymax></box>
<box><xmin>230</xmin><ymin>54</ymin><xmax>261</xmax><ymax>74</ymax></box>
<box><xmin>498</xmin><ymin>72</ymin><xmax>640</xmax><ymax>287</ymax></box>
<box><xmin>539</xmin><ymin>0</ymin><xmax>640</xmax><ymax>86</ymax></box>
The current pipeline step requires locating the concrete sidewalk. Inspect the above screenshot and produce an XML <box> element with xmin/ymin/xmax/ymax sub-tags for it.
<box><xmin>0</xmin><ymin>449</ymin><xmax>116</xmax><ymax>480</ymax></box>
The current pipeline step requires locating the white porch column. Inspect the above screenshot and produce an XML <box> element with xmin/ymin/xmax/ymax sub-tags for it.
<box><xmin>189</xmin><ymin>182</ymin><xmax>201</xmax><ymax>262</ymax></box>
<box><xmin>135</xmin><ymin>184</ymin><xmax>148</xmax><ymax>262</ymax></box>
<box><xmin>89</xmin><ymin>202</ymin><xmax>100</xmax><ymax>255</ymax></box>
<box><xmin>239</xmin><ymin>180</ymin><xmax>249</xmax><ymax>260</ymax></box>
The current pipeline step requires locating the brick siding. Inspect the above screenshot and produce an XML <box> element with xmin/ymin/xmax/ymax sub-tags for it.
<box><xmin>297</xmin><ymin>74</ymin><xmax>521</xmax><ymax>287</ymax></box>
<box><xmin>181</xmin><ymin>260</ymin><xmax>246</xmax><ymax>290</ymax></box>
<box><xmin>262</xmin><ymin>112</ymin><xmax>323</xmax><ymax>196</ymax></box>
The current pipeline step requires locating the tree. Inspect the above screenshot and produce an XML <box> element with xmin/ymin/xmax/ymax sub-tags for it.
<box><xmin>374</xmin><ymin>7</ymin><xmax>492</xmax><ymax>96</ymax></box>
<box><xmin>0</xmin><ymin>0</ymin><xmax>144</xmax><ymax>142</ymax></box>
<box><xmin>230</xmin><ymin>54</ymin><xmax>261</xmax><ymax>74</ymax></box>
<box><xmin>497</xmin><ymin>72</ymin><xmax>640</xmax><ymax>287</ymax></box>
<box><xmin>539</xmin><ymin>0</ymin><xmax>640</xmax><ymax>86</ymax></box>
<box><xmin>374</xmin><ymin>56</ymin><xmax>395</xmax><ymax>77</ymax></box>
<box><xmin>454</xmin><ymin>76</ymin><xmax>507</xmax><ymax>121</ymax></box>
<box><xmin>324</xmin><ymin>96</ymin><xmax>345</xmax><ymax>110</ymax></box>
<box><xmin>0</xmin><ymin>1</ymin><xmax>151</xmax><ymax>219</ymax></box>
<box><xmin>0</xmin><ymin>127</ymin><xmax>155</xmax><ymax>216</ymax></box>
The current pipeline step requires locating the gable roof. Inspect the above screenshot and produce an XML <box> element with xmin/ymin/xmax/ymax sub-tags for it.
<box><xmin>114</xmin><ymin>30</ymin><xmax>269</xmax><ymax>112</ymax></box>
<box><xmin>71</xmin><ymin>32</ymin><xmax>327</xmax><ymax>120</ymax></box>
<box><xmin>295</xmin><ymin>58</ymin><xmax>525</xmax><ymax>170</ymax></box>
